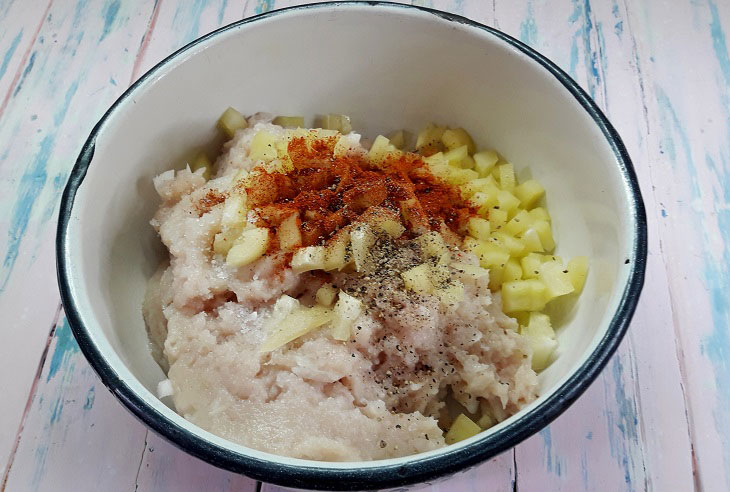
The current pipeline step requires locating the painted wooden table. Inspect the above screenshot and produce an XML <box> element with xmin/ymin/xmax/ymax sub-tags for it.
<box><xmin>0</xmin><ymin>0</ymin><xmax>728</xmax><ymax>490</ymax></box>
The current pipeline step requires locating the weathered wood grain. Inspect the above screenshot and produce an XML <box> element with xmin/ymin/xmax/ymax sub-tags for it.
<box><xmin>624</xmin><ymin>0</ymin><xmax>730</xmax><ymax>490</ymax></box>
<box><xmin>1</xmin><ymin>0</ymin><xmax>727</xmax><ymax>490</ymax></box>
<box><xmin>0</xmin><ymin>0</ymin><xmax>159</xmax><ymax>471</ymax></box>
<box><xmin>493</xmin><ymin>1</ymin><xmax>696</xmax><ymax>490</ymax></box>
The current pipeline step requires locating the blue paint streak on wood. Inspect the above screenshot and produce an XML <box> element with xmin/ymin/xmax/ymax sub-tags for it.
<box><xmin>84</xmin><ymin>386</ymin><xmax>95</xmax><ymax>410</ymax></box>
<box><xmin>708</xmin><ymin>0</ymin><xmax>730</xmax><ymax>86</ymax></box>
<box><xmin>0</xmin><ymin>29</ymin><xmax>22</xmax><ymax>83</ymax></box>
<box><xmin>702</xmin><ymin>152</ymin><xmax>730</xmax><ymax>476</ymax></box>
<box><xmin>611</xmin><ymin>0</ymin><xmax>623</xmax><ymax>38</ymax></box>
<box><xmin>12</xmin><ymin>50</ymin><xmax>36</xmax><ymax>97</ymax></box>
<box><xmin>46</xmin><ymin>317</ymin><xmax>80</xmax><ymax>383</ymax></box>
<box><xmin>254</xmin><ymin>0</ymin><xmax>274</xmax><ymax>15</ymax></box>
<box><xmin>173</xmin><ymin>0</ymin><xmax>207</xmax><ymax>45</ymax></box>
<box><xmin>217</xmin><ymin>0</ymin><xmax>228</xmax><ymax>25</ymax></box>
<box><xmin>99</xmin><ymin>0</ymin><xmax>121</xmax><ymax>41</ymax></box>
<box><xmin>601</xmin><ymin>356</ymin><xmax>641</xmax><ymax>486</ymax></box>
<box><xmin>539</xmin><ymin>426</ymin><xmax>564</xmax><ymax>476</ymax></box>
<box><xmin>41</xmin><ymin>173</ymin><xmax>68</xmax><ymax>223</ymax></box>
<box><xmin>32</xmin><ymin>317</ymin><xmax>80</xmax><ymax>488</ymax></box>
<box><xmin>568</xmin><ymin>0</ymin><xmax>603</xmax><ymax>99</ymax></box>
<box><xmin>519</xmin><ymin>1</ymin><xmax>537</xmax><ymax>46</ymax></box>
<box><xmin>0</xmin><ymin>80</ymin><xmax>78</xmax><ymax>292</ymax></box>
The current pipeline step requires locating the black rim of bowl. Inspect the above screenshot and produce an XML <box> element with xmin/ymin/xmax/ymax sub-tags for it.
<box><xmin>56</xmin><ymin>2</ymin><xmax>648</xmax><ymax>490</ymax></box>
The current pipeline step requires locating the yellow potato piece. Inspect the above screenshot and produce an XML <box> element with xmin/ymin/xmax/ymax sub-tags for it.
<box><xmin>567</xmin><ymin>256</ymin><xmax>589</xmax><ymax>294</ymax></box>
<box><xmin>272</xmin><ymin>116</ymin><xmax>305</xmax><ymax>128</ymax></box>
<box><xmin>473</xmin><ymin>150</ymin><xmax>498</xmax><ymax>177</ymax></box>
<box><xmin>501</xmin><ymin>279</ymin><xmax>549</xmax><ymax>312</ymax></box>
<box><xmin>260</xmin><ymin>306</ymin><xmax>333</xmax><ymax>353</ymax></box>
<box><xmin>226</xmin><ymin>228</ymin><xmax>269</xmax><ymax>267</ymax></box>
<box><xmin>401</xmin><ymin>264</ymin><xmax>434</xmax><ymax>294</ymax></box>
<box><xmin>442</xmin><ymin>127</ymin><xmax>476</xmax><ymax>154</ymax></box>
<box><xmin>217</xmin><ymin>107</ymin><xmax>248</xmax><ymax>138</ymax></box>
<box><xmin>278</xmin><ymin>213</ymin><xmax>302</xmax><ymax>251</ymax></box>
<box><xmin>514</xmin><ymin>179</ymin><xmax>545</xmax><ymax>209</ymax></box>
<box><xmin>445</xmin><ymin>414</ymin><xmax>481</xmax><ymax>445</ymax></box>
<box><xmin>315</xmin><ymin>284</ymin><xmax>338</xmax><ymax>307</ymax></box>
<box><xmin>190</xmin><ymin>152</ymin><xmax>213</xmax><ymax>180</ymax></box>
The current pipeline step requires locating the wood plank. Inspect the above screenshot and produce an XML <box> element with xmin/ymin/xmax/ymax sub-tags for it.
<box><xmin>3</xmin><ymin>314</ymin><xmax>258</xmax><ymax>491</ymax></box>
<box><xmin>493</xmin><ymin>1</ymin><xmax>693</xmax><ymax>490</ymax></box>
<box><xmin>0</xmin><ymin>0</ymin><xmax>51</xmax><ymax>118</ymax></box>
<box><xmin>0</xmin><ymin>0</ymin><xmax>159</xmax><ymax>470</ymax></box>
<box><xmin>623</xmin><ymin>0</ymin><xmax>730</xmax><ymax>489</ymax></box>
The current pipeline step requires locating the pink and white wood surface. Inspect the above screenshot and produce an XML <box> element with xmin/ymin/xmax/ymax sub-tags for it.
<box><xmin>0</xmin><ymin>0</ymin><xmax>727</xmax><ymax>490</ymax></box>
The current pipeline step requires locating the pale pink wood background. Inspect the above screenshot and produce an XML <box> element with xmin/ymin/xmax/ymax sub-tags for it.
<box><xmin>1</xmin><ymin>0</ymin><xmax>728</xmax><ymax>490</ymax></box>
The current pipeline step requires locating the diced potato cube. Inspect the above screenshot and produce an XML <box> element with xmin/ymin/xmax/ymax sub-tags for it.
<box><xmin>423</xmin><ymin>151</ymin><xmax>448</xmax><ymax>168</ymax></box>
<box><xmin>387</xmin><ymin>130</ymin><xmax>407</xmax><ymax>149</ymax></box>
<box><xmin>429</xmin><ymin>263</ymin><xmax>451</xmax><ymax>286</ymax></box>
<box><xmin>320</xmin><ymin>113</ymin><xmax>352</xmax><ymax>133</ymax></box>
<box><xmin>442</xmin><ymin>128</ymin><xmax>476</xmax><ymax>154</ymax></box>
<box><xmin>350</xmin><ymin>224</ymin><xmax>375</xmax><ymax>272</ymax></box>
<box><xmin>368</xmin><ymin>135</ymin><xmax>399</xmax><ymax>162</ymax></box>
<box><xmin>190</xmin><ymin>152</ymin><xmax>213</xmax><ymax>180</ymax></box>
<box><xmin>467</xmin><ymin>217</ymin><xmax>491</xmax><ymax>241</ymax></box>
<box><xmin>323</xmin><ymin>234</ymin><xmax>348</xmax><ymax>271</ymax></box>
<box><xmin>503</xmin><ymin>258</ymin><xmax>523</xmax><ymax>283</ymax></box>
<box><xmin>332</xmin><ymin>292</ymin><xmax>363</xmax><ymax>341</ymax></box>
<box><xmin>291</xmin><ymin>245</ymin><xmax>327</xmax><ymax>272</ymax></box>
<box><xmin>521</xmin><ymin>227</ymin><xmax>544</xmax><ymax>253</ymax></box>
<box><xmin>474</xmin><ymin>150</ymin><xmax>499</xmax><ymax>177</ymax></box>
<box><xmin>460</xmin><ymin>155</ymin><xmax>476</xmax><ymax>170</ymax></box>
<box><xmin>520</xmin><ymin>253</ymin><xmax>545</xmax><ymax>279</ymax></box>
<box><xmin>435</xmin><ymin>280</ymin><xmax>464</xmax><ymax>307</ymax></box>
<box><xmin>463</xmin><ymin>237</ymin><xmax>510</xmax><ymax>269</ymax></box>
<box><xmin>497</xmin><ymin>190</ymin><xmax>521</xmax><ymax>217</ymax></box>
<box><xmin>510</xmin><ymin>311</ymin><xmax>531</xmax><ymax>326</ymax></box>
<box><xmin>222</xmin><ymin>195</ymin><xmax>248</xmax><ymax>228</ymax></box>
<box><xmin>213</xmin><ymin>226</ymin><xmax>243</xmax><ymax>255</ymax></box>
<box><xmin>477</xmin><ymin>413</ymin><xmax>495</xmax><ymax>430</ymax></box>
<box><xmin>527</xmin><ymin>334</ymin><xmax>558</xmax><ymax>371</ymax></box>
<box><xmin>489</xmin><ymin>208</ymin><xmax>508</xmax><ymax>230</ymax></box>
<box><xmin>532</xmin><ymin>220</ymin><xmax>555</xmax><ymax>252</ymax></box>
<box><xmin>514</xmin><ymin>179</ymin><xmax>545</xmax><ymax>209</ymax></box>
<box><xmin>501</xmin><ymin>279</ymin><xmax>548</xmax><ymax>312</ymax></box>
<box><xmin>250</xmin><ymin>131</ymin><xmax>280</xmax><ymax>162</ymax></box>
<box><xmin>529</xmin><ymin>207</ymin><xmax>551</xmax><ymax>222</ymax></box>
<box><xmin>497</xmin><ymin>163</ymin><xmax>515</xmax><ymax>191</ymax></box>
<box><xmin>316</xmin><ymin>284</ymin><xmax>338</xmax><ymax>307</ymax></box>
<box><xmin>491</xmin><ymin>231</ymin><xmax>527</xmax><ymax>257</ymax></box>
<box><xmin>416</xmin><ymin>231</ymin><xmax>449</xmax><ymax>258</ymax></box>
<box><xmin>443</xmin><ymin>167</ymin><xmax>479</xmax><ymax>186</ymax></box>
<box><xmin>566</xmin><ymin>256</ymin><xmax>589</xmax><ymax>294</ymax></box>
<box><xmin>217</xmin><ymin>107</ymin><xmax>248</xmax><ymax>137</ymax></box>
<box><xmin>451</xmin><ymin>261</ymin><xmax>489</xmax><ymax>280</ymax></box>
<box><xmin>272</xmin><ymin>116</ymin><xmax>305</xmax><ymax>128</ymax></box>
<box><xmin>445</xmin><ymin>414</ymin><xmax>481</xmax><ymax>444</ymax></box>
<box><xmin>369</xmin><ymin>213</ymin><xmax>405</xmax><ymax>238</ymax></box>
<box><xmin>539</xmin><ymin>260</ymin><xmax>575</xmax><ymax>299</ymax></box>
<box><xmin>416</xmin><ymin>124</ymin><xmax>446</xmax><ymax>155</ymax></box>
<box><xmin>504</xmin><ymin>209</ymin><xmax>532</xmax><ymax>236</ymax></box>
<box><xmin>226</xmin><ymin>228</ymin><xmax>269</xmax><ymax>267</ymax></box>
<box><xmin>488</xmin><ymin>264</ymin><xmax>505</xmax><ymax>291</ymax></box>
<box><xmin>278</xmin><ymin>213</ymin><xmax>302</xmax><ymax>250</ymax></box>
<box><xmin>469</xmin><ymin>192</ymin><xmax>498</xmax><ymax>213</ymax></box>
<box><xmin>401</xmin><ymin>264</ymin><xmax>434</xmax><ymax>294</ymax></box>
<box><xmin>461</xmin><ymin>176</ymin><xmax>498</xmax><ymax>198</ymax></box>
<box><xmin>444</xmin><ymin>145</ymin><xmax>470</xmax><ymax>167</ymax></box>
<box><xmin>260</xmin><ymin>305</ymin><xmax>333</xmax><ymax>353</ymax></box>
<box><xmin>522</xmin><ymin>312</ymin><xmax>556</xmax><ymax>339</ymax></box>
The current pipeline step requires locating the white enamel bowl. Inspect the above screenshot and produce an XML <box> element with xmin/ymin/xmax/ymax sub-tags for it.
<box><xmin>57</xmin><ymin>2</ymin><xmax>647</xmax><ymax>490</ymax></box>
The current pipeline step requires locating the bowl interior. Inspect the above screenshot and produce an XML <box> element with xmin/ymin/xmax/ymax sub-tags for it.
<box><xmin>62</xmin><ymin>3</ymin><xmax>637</xmax><ymax>472</ymax></box>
